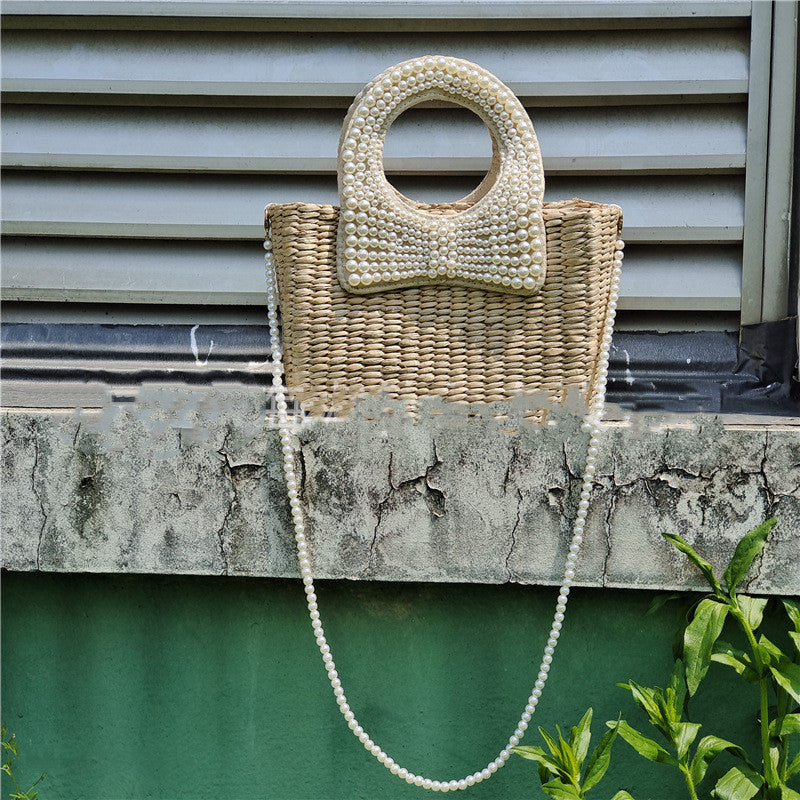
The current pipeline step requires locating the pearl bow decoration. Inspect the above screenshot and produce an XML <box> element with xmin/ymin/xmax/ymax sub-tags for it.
<box><xmin>337</xmin><ymin>56</ymin><xmax>548</xmax><ymax>296</ymax></box>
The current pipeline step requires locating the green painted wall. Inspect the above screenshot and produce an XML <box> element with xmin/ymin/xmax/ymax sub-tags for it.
<box><xmin>1</xmin><ymin>572</ymin><xmax>773</xmax><ymax>800</ymax></box>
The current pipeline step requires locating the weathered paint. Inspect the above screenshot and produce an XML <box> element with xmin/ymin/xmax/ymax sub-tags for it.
<box><xmin>3</xmin><ymin>391</ymin><xmax>800</xmax><ymax>594</ymax></box>
<box><xmin>2</xmin><ymin>571</ymin><xmax>779</xmax><ymax>800</ymax></box>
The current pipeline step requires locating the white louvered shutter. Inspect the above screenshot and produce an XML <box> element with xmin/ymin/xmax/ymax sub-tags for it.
<box><xmin>1</xmin><ymin>1</ymin><xmax>795</xmax><ymax>330</ymax></box>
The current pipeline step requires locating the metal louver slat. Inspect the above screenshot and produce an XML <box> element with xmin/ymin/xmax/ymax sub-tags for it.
<box><xmin>1</xmin><ymin>238</ymin><xmax>742</xmax><ymax>313</ymax></box>
<box><xmin>0</xmin><ymin>1</ymin><xmax>752</xmax><ymax>26</ymax></box>
<box><xmin>2</xmin><ymin>105</ymin><xmax>747</xmax><ymax>174</ymax></box>
<box><xmin>1</xmin><ymin>28</ymin><xmax>749</xmax><ymax>103</ymax></box>
<box><xmin>2</xmin><ymin>172</ymin><xmax>745</xmax><ymax>244</ymax></box>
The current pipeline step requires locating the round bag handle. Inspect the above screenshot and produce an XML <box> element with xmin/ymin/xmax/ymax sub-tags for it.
<box><xmin>336</xmin><ymin>55</ymin><xmax>548</xmax><ymax>296</ymax></box>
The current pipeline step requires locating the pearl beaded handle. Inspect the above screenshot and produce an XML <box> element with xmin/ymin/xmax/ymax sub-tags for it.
<box><xmin>336</xmin><ymin>56</ymin><xmax>548</xmax><ymax>295</ymax></box>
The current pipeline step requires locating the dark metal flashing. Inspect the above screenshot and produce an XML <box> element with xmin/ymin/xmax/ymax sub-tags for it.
<box><xmin>2</xmin><ymin>323</ymin><xmax>798</xmax><ymax>415</ymax></box>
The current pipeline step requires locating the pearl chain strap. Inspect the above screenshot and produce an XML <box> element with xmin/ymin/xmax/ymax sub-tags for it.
<box><xmin>263</xmin><ymin>229</ymin><xmax>624</xmax><ymax>792</ymax></box>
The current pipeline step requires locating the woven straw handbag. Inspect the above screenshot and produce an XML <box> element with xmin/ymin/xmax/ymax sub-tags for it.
<box><xmin>265</xmin><ymin>56</ymin><xmax>623</xmax><ymax>416</ymax></box>
<box><xmin>263</xmin><ymin>57</ymin><xmax>626</xmax><ymax>790</ymax></box>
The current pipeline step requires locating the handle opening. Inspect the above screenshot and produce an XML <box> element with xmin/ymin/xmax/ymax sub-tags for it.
<box><xmin>381</xmin><ymin>102</ymin><xmax>501</xmax><ymax>208</ymax></box>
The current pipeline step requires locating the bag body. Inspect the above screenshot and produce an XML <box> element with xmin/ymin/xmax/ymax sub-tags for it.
<box><xmin>267</xmin><ymin>56</ymin><xmax>622</xmax><ymax>415</ymax></box>
<box><xmin>271</xmin><ymin>200</ymin><xmax>621</xmax><ymax>414</ymax></box>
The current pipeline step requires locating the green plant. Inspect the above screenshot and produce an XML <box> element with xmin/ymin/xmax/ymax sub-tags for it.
<box><xmin>513</xmin><ymin>708</ymin><xmax>634</xmax><ymax>799</ymax></box>
<box><xmin>1</xmin><ymin>725</ymin><xmax>45</xmax><ymax>800</ymax></box>
<box><xmin>612</xmin><ymin>660</ymin><xmax>752</xmax><ymax>800</ymax></box>
<box><xmin>512</xmin><ymin>519</ymin><xmax>799</xmax><ymax>798</ymax></box>
<box><xmin>611</xmin><ymin>518</ymin><xmax>800</xmax><ymax>800</ymax></box>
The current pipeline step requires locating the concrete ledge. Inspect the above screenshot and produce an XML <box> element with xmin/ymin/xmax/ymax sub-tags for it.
<box><xmin>2</xmin><ymin>386</ymin><xmax>799</xmax><ymax>594</ymax></box>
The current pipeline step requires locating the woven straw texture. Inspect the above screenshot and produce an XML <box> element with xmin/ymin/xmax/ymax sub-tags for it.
<box><xmin>269</xmin><ymin>198</ymin><xmax>622</xmax><ymax>416</ymax></box>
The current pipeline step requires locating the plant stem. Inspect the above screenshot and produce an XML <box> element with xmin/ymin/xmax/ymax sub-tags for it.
<box><xmin>681</xmin><ymin>764</ymin><xmax>700</xmax><ymax>800</ymax></box>
<box><xmin>732</xmin><ymin>604</ymin><xmax>778</xmax><ymax>790</ymax></box>
<box><xmin>775</xmin><ymin>686</ymin><xmax>789</xmax><ymax>781</ymax></box>
<box><xmin>759</xmin><ymin>678</ymin><xmax>775</xmax><ymax>788</ymax></box>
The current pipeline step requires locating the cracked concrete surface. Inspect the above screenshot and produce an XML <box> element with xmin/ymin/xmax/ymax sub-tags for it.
<box><xmin>2</xmin><ymin>387</ymin><xmax>799</xmax><ymax>594</ymax></box>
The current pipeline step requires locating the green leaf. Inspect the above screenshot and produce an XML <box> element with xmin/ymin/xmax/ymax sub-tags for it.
<box><xmin>786</xmin><ymin>751</ymin><xmax>800</xmax><ymax>780</ymax></box>
<box><xmin>770</xmin><ymin>661</ymin><xmax>800</xmax><ymax>704</ymax></box>
<box><xmin>711</xmin><ymin>765</ymin><xmax>764</xmax><ymax>800</ymax></box>
<box><xmin>512</xmin><ymin>745</ymin><xmax>549</xmax><ymax>761</ymax></box>
<box><xmin>684</xmin><ymin>598</ymin><xmax>730</xmax><ymax>695</ymax></box>
<box><xmin>783</xmin><ymin>600</ymin><xmax>800</xmax><ymax>633</ymax></box>
<box><xmin>711</xmin><ymin>641</ymin><xmax>760</xmax><ymax>683</ymax></box>
<box><xmin>624</xmin><ymin>681</ymin><xmax>665</xmax><ymax>730</ymax></box>
<box><xmin>557</xmin><ymin>732</ymin><xmax>580</xmax><ymax>782</ymax></box>
<box><xmin>539</xmin><ymin>726</ymin><xmax>561</xmax><ymax>759</ymax></box>
<box><xmin>541</xmin><ymin>779</ymin><xmax>583</xmax><ymax>799</ymax></box>
<box><xmin>789</xmin><ymin>631</ymin><xmax>800</xmax><ymax>655</ymax></box>
<box><xmin>769</xmin><ymin>713</ymin><xmax>800</xmax><ymax>737</ymax></box>
<box><xmin>780</xmin><ymin>786</ymin><xmax>800</xmax><ymax>800</ymax></box>
<box><xmin>673</xmin><ymin>722</ymin><xmax>702</xmax><ymax>761</ymax></box>
<box><xmin>755</xmin><ymin>647</ymin><xmax>776</xmax><ymax>670</ymax></box>
<box><xmin>723</xmin><ymin>518</ymin><xmax>777</xmax><ymax>594</ymax></box>
<box><xmin>769</xmin><ymin>740</ymin><xmax>781</xmax><ymax>776</ymax></box>
<box><xmin>570</xmin><ymin>708</ymin><xmax>593</xmax><ymax>765</ymax></box>
<box><xmin>513</xmin><ymin>746</ymin><xmax>560</xmax><ymax>774</ymax></box>
<box><xmin>656</xmin><ymin>691</ymin><xmax>676</xmax><ymax>730</ymax></box>
<box><xmin>667</xmin><ymin>659</ymin><xmax>688</xmax><ymax>716</ymax></box>
<box><xmin>647</xmin><ymin>593</ymin><xmax>683</xmax><ymax>616</ymax></box>
<box><xmin>663</xmin><ymin>533</ymin><xmax>723</xmax><ymax>594</ymax></box>
<box><xmin>758</xmin><ymin>634</ymin><xmax>785</xmax><ymax>663</ymax></box>
<box><xmin>612</xmin><ymin>720</ymin><xmax>679</xmax><ymax>766</ymax></box>
<box><xmin>583</xmin><ymin>722</ymin><xmax>618</xmax><ymax>792</ymax></box>
<box><xmin>609</xmin><ymin>793</ymin><xmax>637</xmax><ymax>800</ymax></box>
<box><xmin>690</xmin><ymin>735</ymin><xmax>751</xmax><ymax>785</ymax></box>
<box><xmin>737</xmin><ymin>595</ymin><xmax>769</xmax><ymax>631</ymax></box>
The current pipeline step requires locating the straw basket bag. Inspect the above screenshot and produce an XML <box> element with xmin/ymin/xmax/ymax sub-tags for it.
<box><xmin>266</xmin><ymin>56</ymin><xmax>623</xmax><ymax>415</ymax></box>
<box><xmin>264</xmin><ymin>57</ymin><xmax>626</xmax><ymax>790</ymax></box>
